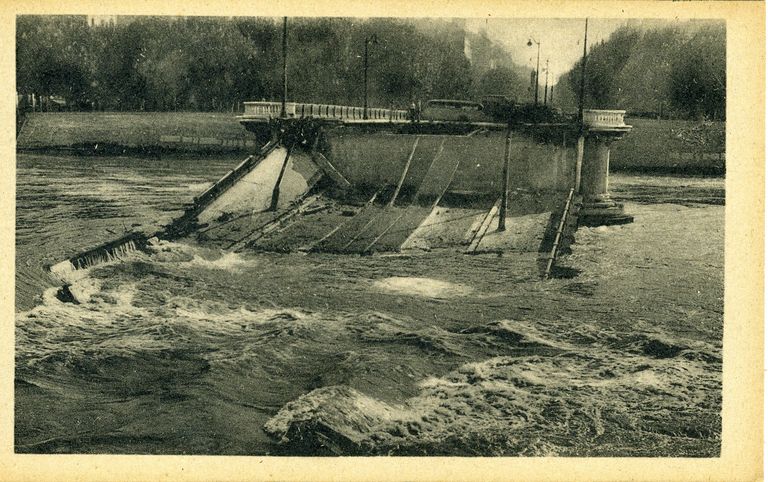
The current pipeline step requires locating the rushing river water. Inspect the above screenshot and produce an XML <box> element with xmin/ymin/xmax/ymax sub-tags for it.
<box><xmin>15</xmin><ymin>153</ymin><xmax>724</xmax><ymax>456</ymax></box>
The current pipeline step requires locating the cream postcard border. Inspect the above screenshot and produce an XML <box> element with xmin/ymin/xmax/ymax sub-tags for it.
<box><xmin>0</xmin><ymin>1</ymin><xmax>762</xmax><ymax>481</ymax></box>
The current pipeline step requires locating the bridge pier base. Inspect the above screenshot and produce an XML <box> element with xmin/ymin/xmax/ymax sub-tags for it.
<box><xmin>578</xmin><ymin>110</ymin><xmax>634</xmax><ymax>227</ymax></box>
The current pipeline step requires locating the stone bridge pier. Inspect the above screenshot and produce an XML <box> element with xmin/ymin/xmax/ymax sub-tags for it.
<box><xmin>578</xmin><ymin>109</ymin><xmax>633</xmax><ymax>226</ymax></box>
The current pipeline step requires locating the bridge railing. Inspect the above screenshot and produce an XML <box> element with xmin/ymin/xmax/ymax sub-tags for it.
<box><xmin>242</xmin><ymin>101</ymin><xmax>409</xmax><ymax>122</ymax></box>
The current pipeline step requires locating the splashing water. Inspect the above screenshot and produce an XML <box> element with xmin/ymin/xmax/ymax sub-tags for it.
<box><xmin>372</xmin><ymin>277</ymin><xmax>473</xmax><ymax>298</ymax></box>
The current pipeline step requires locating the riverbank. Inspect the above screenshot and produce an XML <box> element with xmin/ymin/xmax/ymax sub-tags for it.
<box><xmin>16</xmin><ymin>112</ymin><xmax>256</xmax><ymax>156</ymax></box>
<box><xmin>614</xmin><ymin>117</ymin><xmax>725</xmax><ymax>175</ymax></box>
<box><xmin>16</xmin><ymin>112</ymin><xmax>725</xmax><ymax>175</ymax></box>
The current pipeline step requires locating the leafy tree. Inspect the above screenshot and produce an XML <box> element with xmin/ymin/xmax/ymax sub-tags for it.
<box><xmin>15</xmin><ymin>15</ymin><xmax>532</xmax><ymax>112</ymax></box>
<box><xmin>475</xmin><ymin>66</ymin><xmax>527</xmax><ymax>99</ymax></box>
<box><xmin>556</xmin><ymin>20</ymin><xmax>725</xmax><ymax>120</ymax></box>
<box><xmin>17</xmin><ymin>16</ymin><xmax>92</xmax><ymax>107</ymax></box>
<box><xmin>668</xmin><ymin>23</ymin><xmax>725</xmax><ymax>120</ymax></box>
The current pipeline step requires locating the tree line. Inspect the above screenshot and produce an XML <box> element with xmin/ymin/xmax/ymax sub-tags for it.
<box><xmin>17</xmin><ymin>15</ymin><xmax>533</xmax><ymax>112</ymax></box>
<box><xmin>554</xmin><ymin>21</ymin><xmax>725</xmax><ymax>120</ymax></box>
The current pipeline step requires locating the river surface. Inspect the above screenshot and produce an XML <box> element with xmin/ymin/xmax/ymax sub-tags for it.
<box><xmin>15</xmin><ymin>153</ymin><xmax>724</xmax><ymax>456</ymax></box>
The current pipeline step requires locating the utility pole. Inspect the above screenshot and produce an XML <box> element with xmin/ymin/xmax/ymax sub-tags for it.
<box><xmin>498</xmin><ymin>127</ymin><xmax>512</xmax><ymax>231</ymax></box>
<box><xmin>575</xmin><ymin>18</ymin><xmax>589</xmax><ymax>195</ymax></box>
<box><xmin>543</xmin><ymin>59</ymin><xmax>549</xmax><ymax>105</ymax></box>
<box><xmin>280</xmin><ymin>16</ymin><xmax>288</xmax><ymax>118</ymax></box>
<box><xmin>363</xmin><ymin>35</ymin><xmax>378</xmax><ymax>120</ymax></box>
<box><xmin>578</xmin><ymin>18</ymin><xmax>588</xmax><ymax>127</ymax></box>
<box><xmin>527</xmin><ymin>38</ymin><xmax>541</xmax><ymax>105</ymax></box>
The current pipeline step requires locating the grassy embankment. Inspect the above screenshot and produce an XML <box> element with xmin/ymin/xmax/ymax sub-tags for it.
<box><xmin>16</xmin><ymin>112</ymin><xmax>256</xmax><ymax>157</ymax></box>
<box><xmin>614</xmin><ymin>117</ymin><xmax>725</xmax><ymax>175</ymax></box>
<box><xmin>16</xmin><ymin>112</ymin><xmax>725</xmax><ymax>176</ymax></box>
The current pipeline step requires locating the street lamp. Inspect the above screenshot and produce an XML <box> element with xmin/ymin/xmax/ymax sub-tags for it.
<box><xmin>527</xmin><ymin>37</ymin><xmax>541</xmax><ymax>105</ymax></box>
<box><xmin>280</xmin><ymin>16</ymin><xmax>288</xmax><ymax>118</ymax></box>
<box><xmin>363</xmin><ymin>34</ymin><xmax>379</xmax><ymax>120</ymax></box>
<box><xmin>543</xmin><ymin>59</ymin><xmax>549</xmax><ymax>105</ymax></box>
<box><xmin>578</xmin><ymin>18</ymin><xmax>589</xmax><ymax>127</ymax></box>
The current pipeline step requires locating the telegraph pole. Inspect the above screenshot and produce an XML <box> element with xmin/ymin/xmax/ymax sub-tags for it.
<box><xmin>543</xmin><ymin>59</ymin><xmax>549</xmax><ymax>105</ymax></box>
<box><xmin>575</xmin><ymin>18</ymin><xmax>589</xmax><ymax>195</ymax></box>
<box><xmin>578</xmin><ymin>18</ymin><xmax>588</xmax><ymax>127</ymax></box>
<box><xmin>363</xmin><ymin>35</ymin><xmax>378</xmax><ymax>120</ymax></box>
<box><xmin>280</xmin><ymin>16</ymin><xmax>288</xmax><ymax>118</ymax></box>
<box><xmin>527</xmin><ymin>38</ymin><xmax>541</xmax><ymax>105</ymax></box>
<box><xmin>498</xmin><ymin>127</ymin><xmax>512</xmax><ymax>231</ymax></box>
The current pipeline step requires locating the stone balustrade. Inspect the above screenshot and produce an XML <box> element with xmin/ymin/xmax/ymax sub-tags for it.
<box><xmin>583</xmin><ymin>109</ymin><xmax>631</xmax><ymax>132</ymax></box>
<box><xmin>242</xmin><ymin>101</ymin><xmax>409</xmax><ymax>122</ymax></box>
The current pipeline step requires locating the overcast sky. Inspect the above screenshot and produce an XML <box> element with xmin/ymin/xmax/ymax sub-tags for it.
<box><xmin>465</xmin><ymin>18</ymin><xmax>631</xmax><ymax>83</ymax></box>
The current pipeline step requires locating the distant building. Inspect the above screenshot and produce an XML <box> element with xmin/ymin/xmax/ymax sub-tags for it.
<box><xmin>87</xmin><ymin>15</ymin><xmax>117</xmax><ymax>27</ymax></box>
<box><xmin>86</xmin><ymin>15</ymin><xmax>140</xmax><ymax>27</ymax></box>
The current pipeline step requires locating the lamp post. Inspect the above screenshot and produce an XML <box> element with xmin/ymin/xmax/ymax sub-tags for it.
<box><xmin>527</xmin><ymin>37</ymin><xmax>540</xmax><ymax>105</ymax></box>
<box><xmin>363</xmin><ymin>34</ymin><xmax>378</xmax><ymax>120</ymax></box>
<box><xmin>578</xmin><ymin>18</ymin><xmax>588</xmax><ymax>127</ymax></box>
<box><xmin>575</xmin><ymin>18</ymin><xmax>589</xmax><ymax>194</ymax></box>
<box><xmin>280</xmin><ymin>16</ymin><xmax>288</xmax><ymax>118</ymax></box>
<box><xmin>543</xmin><ymin>59</ymin><xmax>549</xmax><ymax>105</ymax></box>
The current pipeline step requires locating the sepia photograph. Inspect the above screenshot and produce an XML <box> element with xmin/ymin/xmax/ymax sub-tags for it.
<box><xmin>4</xmin><ymin>1</ymin><xmax>763</xmax><ymax>480</ymax></box>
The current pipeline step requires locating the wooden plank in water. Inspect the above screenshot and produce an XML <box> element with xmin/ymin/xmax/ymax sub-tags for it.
<box><xmin>313</xmin><ymin>151</ymin><xmax>351</xmax><ymax>189</ymax></box>
<box><xmin>354</xmin><ymin>144</ymin><xmax>456</xmax><ymax>254</ymax></box>
<box><xmin>315</xmin><ymin>137</ymin><xmax>421</xmax><ymax>254</ymax></box>
<box><xmin>314</xmin><ymin>205</ymin><xmax>384</xmax><ymax>253</ymax></box>
<box><xmin>387</xmin><ymin>136</ymin><xmax>420</xmax><ymax>207</ymax></box>
<box><xmin>344</xmin><ymin>209</ymin><xmax>405</xmax><ymax>254</ymax></box>
<box><xmin>465</xmin><ymin>198</ymin><xmax>501</xmax><ymax>254</ymax></box>
<box><xmin>390</xmin><ymin>137</ymin><xmax>444</xmax><ymax>207</ymax></box>
<box><xmin>308</xmin><ymin>187</ymin><xmax>383</xmax><ymax>252</ymax></box>
<box><xmin>370</xmin><ymin>155</ymin><xmax>460</xmax><ymax>253</ymax></box>
<box><xmin>367</xmin><ymin>206</ymin><xmax>430</xmax><ymax>253</ymax></box>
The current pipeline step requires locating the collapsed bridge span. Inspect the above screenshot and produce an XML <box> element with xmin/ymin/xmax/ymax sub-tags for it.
<box><xmin>47</xmin><ymin>103</ymin><xmax>632</xmax><ymax>284</ymax></box>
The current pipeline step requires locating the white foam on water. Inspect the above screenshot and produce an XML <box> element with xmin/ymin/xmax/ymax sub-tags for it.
<box><xmin>167</xmin><ymin>296</ymin><xmax>311</xmax><ymax>333</ymax></box>
<box><xmin>146</xmin><ymin>239</ymin><xmax>205</xmax><ymax>264</ymax></box>
<box><xmin>187</xmin><ymin>181</ymin><xmax>213</xmax><ymax>191</ymax></box>
<box><xmin>49</xmin><ymin>260</ymin><xmax>77</xmax><ymax>283</ymax></box>
<box><xmin>183</xmin><ymin>252</ymin><xmax>254</xmax><ymax>271</ymax></box>
<box><xmin>49</xmin><ymin>259</ymin><xmax>99</xmax><ymax>285</ymax></box>
<box><xmin>372</xmin><ymin>277</ymin><xmax>473</xmax><ymax>298</ymax></box>
<box><xmin>147</xmin><ymin>239</ymin><xmax>255</xmax><ymax>271</ymax></box>
<box><xmin>66</xmin><ymin>277</ymin><xmax>103</xmax><ymax>304</ymax></box>
<box><xmin>16</xmin><ymin>281</ymin><xmax>162</xmax><ymax>363</ymax></box>
<box><xmin>40</xmin><ymin>286</ymin><xmax>65</xmax><ymax>307</ymax></box>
